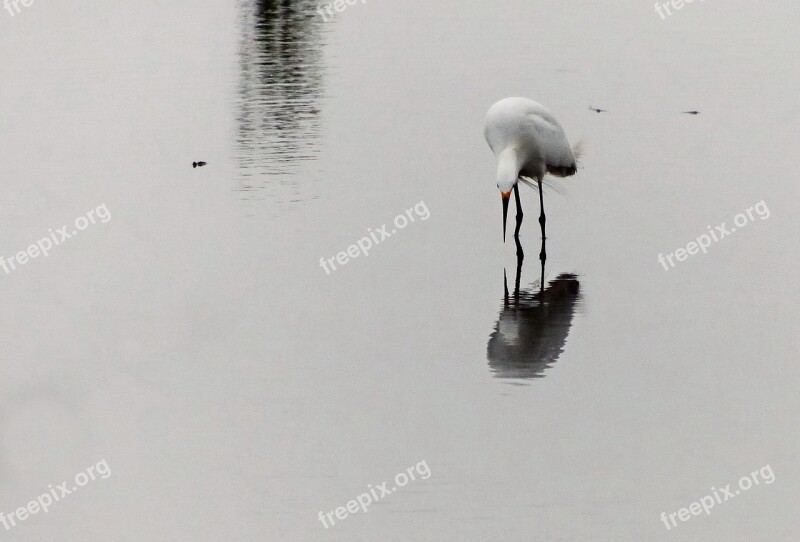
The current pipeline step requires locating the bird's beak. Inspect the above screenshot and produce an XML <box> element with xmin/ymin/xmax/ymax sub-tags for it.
<box><xmin>501</xmin><ymin>192</ymin><xmax>511</xmax><ymax>241</ymax></box>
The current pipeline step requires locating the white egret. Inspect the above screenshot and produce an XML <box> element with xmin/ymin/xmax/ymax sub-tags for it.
<box><xmin>484</xmin><ymin>97</ymin><xmax>580</xmax><ymax>260</ymax></box>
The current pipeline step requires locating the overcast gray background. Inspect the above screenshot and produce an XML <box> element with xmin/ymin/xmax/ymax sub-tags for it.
<box><xmin>1</xmin><ymin>0</ymin><xmax>798</xmax><ymax>540</ymax></box>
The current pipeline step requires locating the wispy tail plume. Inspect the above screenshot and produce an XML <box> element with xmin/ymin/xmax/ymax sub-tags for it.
<box><xmin>519</xmin><ymin>176</ymin><xmax>569</xmax><ymax>197</ymax></box>
<box><xmin>572</xmin><ymin>140</ymin><xmax>585</xmax><ymax>162</ymax></box>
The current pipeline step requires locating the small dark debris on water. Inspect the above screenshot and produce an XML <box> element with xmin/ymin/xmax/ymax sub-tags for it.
<box><xmin>682</xmin><ymin>111</ymin><xmax>700</xmax><ymax>115</ymax></box>
<box><xmin>193</xmin><ymin>161</ymin><xmax>207</xmax><ymax>168</ymax></box>
<box><xmin>589</xmin><ymin>106</ymin><xmax>607</xmax><ymax>113</ymax></box>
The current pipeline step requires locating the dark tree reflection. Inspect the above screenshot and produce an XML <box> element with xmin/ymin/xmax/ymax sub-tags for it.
<box><xmin>235</xmin><ymin>0</ymin><xmax>326</xmax><ymax>198</ymax></box>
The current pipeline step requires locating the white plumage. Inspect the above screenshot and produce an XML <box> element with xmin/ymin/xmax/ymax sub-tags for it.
<box><xmin>484</xmin><ymin>97</ymin><xmax>580</xmax><ymax>247</ymax></box>
<box><xmin>484</xmin><ymin>97</ymin><xmax>578</xmax><ymax>193</ymax></box>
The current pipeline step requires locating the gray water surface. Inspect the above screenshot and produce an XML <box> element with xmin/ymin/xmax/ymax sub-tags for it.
<box><xmin>1</xmin><ymin>0</ymin><xmax>799</xmax><ymax>540</ymax></box>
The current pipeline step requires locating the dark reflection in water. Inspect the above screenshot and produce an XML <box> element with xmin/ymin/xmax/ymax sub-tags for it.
<box><xmin>487</xmin><ymin>255</ymin><xmax>582</xmax><ymax>381</ymax></box>
<box><xmin>235</xmin><ymin>0</ymin><xmax>326</xmax><ymax>198</ymax></box>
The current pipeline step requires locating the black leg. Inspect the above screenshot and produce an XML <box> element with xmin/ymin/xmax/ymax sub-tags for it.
<box><xmin>513</xmin><ymin>233</ymin><xmax>525</xmax><ymax>261</ymax></box>
<box><xmin>503</xmin><ymin>269</ymin><xmax>509</xmax><ymax>306</ymax></box>
<box><xmin>513</xmin><ymin>184</ymin><xmax>524</xmax><ymax>258</ymax></box>
<box><xmin>539</xmin><ymin>255</ymin><xmax>545</xmax><ymax>294</ymax></box>
<box><xmin>513</xmin><ymin>184</ymin><xmax>524</xmax><ymax>236</ymax></box>
<box><xmin>537</xmin><ymin>180</ymin><xmax>547</xmax><ymax>263</ymax></box>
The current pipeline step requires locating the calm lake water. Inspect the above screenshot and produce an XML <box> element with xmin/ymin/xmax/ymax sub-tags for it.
<box><xmin>1</xmin><ymin>0</ymin><xmax>798</xmax><ymax>540</ymax></box>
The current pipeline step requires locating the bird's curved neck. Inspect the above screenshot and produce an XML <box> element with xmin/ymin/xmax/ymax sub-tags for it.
<box><xmin>497</xmin><ymin>147</ymin><xmax>522</xmax><ymax>189</ymax></box>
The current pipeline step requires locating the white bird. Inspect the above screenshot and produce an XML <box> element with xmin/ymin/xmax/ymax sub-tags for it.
<box><xmin>484</xmin><ymin>97</ymin><xmax>580</xmax><ymax>259</ymax></box>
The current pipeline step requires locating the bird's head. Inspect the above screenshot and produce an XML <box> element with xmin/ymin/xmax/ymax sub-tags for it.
<box><xmin>495</xmin><ymin>146</ymin><xmax>520</xmax><ymax>242</ymax></box>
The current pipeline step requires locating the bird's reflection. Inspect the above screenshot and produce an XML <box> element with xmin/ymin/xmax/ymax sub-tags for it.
<box><xmin>487</xmin><ymin>253</ymin><xmax>582</xmax><ymax>380</ymax></box>
<box><xmin>235</xmin><ymin>0</ymin><xmax>326</xmax><ymax>197</ymax></box>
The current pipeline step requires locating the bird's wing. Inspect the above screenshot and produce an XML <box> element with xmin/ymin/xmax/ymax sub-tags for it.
<box><xmin>524</xmin><ymin>109</ymin><xmax>576</xmax><ymax>174</ymax></box>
